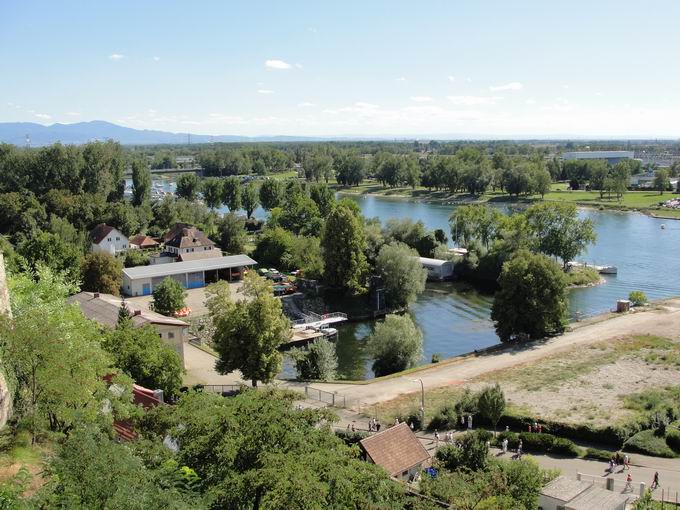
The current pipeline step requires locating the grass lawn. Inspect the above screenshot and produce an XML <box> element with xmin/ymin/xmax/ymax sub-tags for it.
<box><xmin>372</xmin><ymin>335</ymin><xmax>680</xmax><ymax>430</ymax></box>
<box><xmin>331</xmin><ymin>178</ymin><xmax>680</xmax><ymax>217</ymax></box>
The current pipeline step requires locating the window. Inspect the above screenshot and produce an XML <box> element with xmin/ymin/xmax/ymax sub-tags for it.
<box><xmin>107</xmin><ymin>237</ymin><xmax>111</xmax><ymax>242</ymax></box>
<box><xmin>116</xmin><ymin>236</ymin><xmax>120</xmax><ymax>241</ymax></box>
<box><xmin>158</xmin><ymin>334</ymin><xmax>162</xmax><ymax>338</ymax></box>
<box><xmin>168</xmin><ymin>332</ymin><xmax>175</xmax><ymax>339</ymax></box>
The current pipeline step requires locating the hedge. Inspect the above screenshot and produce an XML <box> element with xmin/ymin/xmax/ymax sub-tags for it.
<box><xmin>517</xmin><ymin>432</ymin><xmax>581</xmax><ymax>457</ymax></box>
<box><xmin>624</xmin><ymin>430</ymin><xmax>677</xmax><ymax>458</ymax></box>
<box><xmin>666</xmin><ymin>428</ymin><xmax>680</xmax><ymax>453</ymax></box>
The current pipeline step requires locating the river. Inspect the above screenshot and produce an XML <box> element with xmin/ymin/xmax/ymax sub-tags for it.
<box><xmin>140</xmin><ymin>179</ymin><xmax>680</xmax><ymax>380</ymax></box>
<box><xmin>332</xmin><ymin>194</ymin><xmax>680</xmax><ymax>380</ymax></box>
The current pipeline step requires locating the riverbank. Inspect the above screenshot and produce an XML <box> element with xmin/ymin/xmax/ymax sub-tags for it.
<box><xmin>303</xmin><ymin>297</ymin><xmax>680</xmax><ymax>404</ymax></box>
<box><xmin>333</xmin><ymin>182</ymin><xmax>680</xmax><ymax>219</ymax></box>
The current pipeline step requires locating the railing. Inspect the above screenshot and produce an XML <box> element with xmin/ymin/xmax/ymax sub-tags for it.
<box><xmin>304</xmin><ymin>385</ymin><xmax>365</xmax><ymax>413</ymax></box>
<box><xmin>200</xmin><ymin>384</ymin><xmax>243</xmax><ymax>395</ymax></box>
<box><xmin>577</xmin><ymin>472</ymin><xmax>644</xmax><ymax>498</ymax></box>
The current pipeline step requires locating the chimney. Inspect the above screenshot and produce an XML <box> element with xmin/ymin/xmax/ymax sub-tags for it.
<box><xmin>133</xmin><ymin>310</ymin><xmax>142</xmax><ymax>316</ymax></box>
<box><xmin>93</xmin><ymin>292</ymin><xmax>100</xmax><ymax>298</ymax></box>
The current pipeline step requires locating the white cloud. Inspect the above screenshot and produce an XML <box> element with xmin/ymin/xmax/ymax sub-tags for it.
<box><xmin>298</xmin><ymin>102</ymin><xmax>316</xmax><ymax>107</ymax></box>
<box><xmin>147</xmin><ymin>108</ymin><xmax>157</xmax><ymax>114</ymax></box>
<box><xmin>411</xmin><ymin>96</ymin><xmax>433</xmax><ymax>103</ymax></box>
<box><xmin>257</xmin><ymin>89</ymin><xmax>274</xmax><ymax>94</ymax></box>
<box><xmin>307</xmin><ymin>27</ymin><xmax>318</xmax><ymax>33</ymax></box>
<box><xmin>465</xmin><ymin>77</ymin><xmax>472</xmax><ymax>82</ymax></box>
<box><xmin>265</xmin><ymin>59</ymin><xmax>292</xmax><ymax>69</ymax></box>
<box><xmin>35</xmin><ymin>113</ymin><xmax>51</xmax><ymax>120</ymax></box>
<box><xmin>448</xmin><ymin>76</ymin><xmax>456</xmax><ymax>82</ymax></box>
<box><xmin>295</xmin><ymin>63</ymin><xmax>303</xmax><ymax>69</ymax></box>
<box><xmin>447</xmin><ymin>95</ymin><xmax>501</xmax><ymax>106</ymax></box>
<box><xmin>489</xmin><ymin>82</ymin><xmax>523</xmax><ymax>92</ymax></box>
<box><xmin>595</xmin><ymin>92</ymin><xmax>604</xmax><ymax>97</ymax></box>
<box><xmin>396</xmin><ymin>77</ymin><xmax>407</xmax><ymax>82</ymax></box>
<box><xmin>153</xmin><ymin>56</ymin><xmax>160</xmax><ymax>61</ymax></box>
<box><xmin>67</xmin><ymin>111</ymin><xmax>81</xmax><ymax>116</ymax></box>
<box><xmin>562</xmin><ymin>84</ymin><xmax>570</xmax><ymax>89</ymax></box>
<box><xmin>109</xmin><ymin>53</ymin><xmax>124</xmax><ymax>60</ymax></box>
<box><xmin>353</xmin><ymin>102</ymin><xmax>379</xmax><ymax>109</ymax></box>
<box><xmin>322</xmin><ymin>109</ymin><xmax>338</xmax><ymax>115</ymax></box>
<box><xmin>525</xmin><ymin>99</ymin><xmax>537</xmax><ymax>105</ymax></box>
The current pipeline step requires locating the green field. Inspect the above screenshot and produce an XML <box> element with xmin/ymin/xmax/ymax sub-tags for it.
<box><xmin>331</xmin><ymin>180</ymin><xmax>680</xmax><ymax>218</ymax></box>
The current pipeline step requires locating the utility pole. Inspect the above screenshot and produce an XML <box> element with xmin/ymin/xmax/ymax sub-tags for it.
<box><xmin>411</xmin><ymin>378</ymin><xmax>425</xmax><ymax>426</ymax></box>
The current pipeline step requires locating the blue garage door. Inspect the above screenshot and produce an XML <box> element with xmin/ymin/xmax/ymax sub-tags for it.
<box><xmin>187</xmin><ymin>271</ymin><xmax>204</xmax><ymax>289</ymax></box>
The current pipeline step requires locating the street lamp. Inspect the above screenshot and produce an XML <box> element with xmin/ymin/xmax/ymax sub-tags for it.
<box><xmin>411</xmin><ymin>378</ymin><xmax>425</xmax><ymax>427</ymax></box>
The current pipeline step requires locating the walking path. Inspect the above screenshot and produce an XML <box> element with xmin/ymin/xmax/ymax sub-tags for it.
<box><xmin>305</xmin><ymin>299</ymin><xmax>680</xmax><ymax>405</ymax></box>
<box><xmin>310</xmin><ymin>403</ymin><xmax>680</xmax><ymax>497</ymax></box>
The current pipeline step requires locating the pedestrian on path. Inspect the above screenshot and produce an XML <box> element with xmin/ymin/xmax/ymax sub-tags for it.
<box><xmin>467</xmin><ymin>415</ymin><xmax>473</xmax><ymax>430</ymax></box>
<box><xmin>376</xmin><ymin>420</ymin><xmax>381</xmax><ymax>432</ymax></box>
<box><xmin>461</xmin><ymin>415</ymin><xmax>465</xmax><ymax>429</ymax></box>
<box><xmin>625</xmin><ymin>473</ymin><xmax>633</xmax><ymax>492</ymax></box>
<box><xmin>624</xmin><ymin>454</ymin><xmax>630</xmax><ymax>470</ymax></box>
<box><xmin>502</xmin><ymin>438</ymin><xmax>508</xmax><ymax>454</ymax></box>
<box><xmin>351</xmin><ymin>423</ymin><xmax>355</xmax><ymax>432</ymax></box>
<box><xmin>517</xmin><ymin>439</ymin><xmax>523</xmax><ymax>456</ymax></box>
<box><xmin>651</xmin><ymin>471</ymin><xmax>659</xmax><ymax>490</ymax></box>
<box><xmin>434</xmin><ymin>430</ymin><xmax>440</xmax><ymax>447</ymax></box>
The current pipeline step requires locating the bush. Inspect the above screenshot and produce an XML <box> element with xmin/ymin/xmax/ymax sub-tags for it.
<box><xmin>396</xmin><ymin>411</ymin><xmax>424</xmax><ymax>431</ymax></box>
<box><xmin>429</xmin><ymin>405</ymin><xmax>459</xmax><ymax>431</ymax></box>
<box><xmin>584</xmin><ymin>448</ymin><xmax>619</xmax><ymax>462</ymax></box>
<box><xmin>431</xmin><ymin>353</ymin><xmax>441</xmax><ymax>363</ymax></box>
<box><xmin>624</xmin><ymin>429</ymin><xmax>677</xmax><ymax>458</ymax></box>
<box><xmin>518</xmin><ymin>432</ymin><xmax>581</xmax><ymax>457</ymax></box>
<box><xmin>629</xmin><ymin>290</ymin><xmax>647</xmax><ymax>306</ymax></box>
<box><xmin>665</xmin><ymin>428</ymin><xmax>680</xmax><ymax>453</ymax></box>
<box><xmin>335</xmin><ymin>429</ymin><xmax>368</xmax><ymax>446</ymax></box>
<box><xmin>495</xmin><ymin>431</ymin><xmax>519</xmax><ymax>449</ymax></box>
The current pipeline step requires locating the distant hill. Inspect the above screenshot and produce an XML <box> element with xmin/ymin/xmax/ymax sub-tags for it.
<box><xmin>0</xmin><ymin>121</ymin><xmax>328</xmax><ymax>146</ymax></box>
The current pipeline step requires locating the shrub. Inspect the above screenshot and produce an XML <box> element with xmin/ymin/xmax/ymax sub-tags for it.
<box><xmin>665</xmin><ymin>428</ymin><xmax>680</xmax><ymax>453</ymax></box>
<box><xmin>518</xmin><ymin>432</ymin><xmax>581</xmax><ymax>457</ymax></box>
<box><xmin>495</xmin><ymin>431</ymin><xmax>519</xmax><ymax>449</ymax></box>
<box><xmin>335</xmin><ymin>429</ymin><xmax>368</xmax><ymax>446</ymax></box>
<box><xmin>396</xmin><ymin>411</ymin><xmax>424</xmax><ymax>431</ymax></box>
<box><xmin>584</xmin><ymin>448</ymin><xmax>618</xmax><ymax>462</ymax></box>
<box><xmin>431</xmin><ymin>353</ymin><xmax>441</xmax><ymax>363</ymax></box>
<box><xmin>429</xmin><ymin>405</ymin><xmax>459</xmax><ymax>431</ymax></box>
<box><xmin>624</xmin><ymin>429</ymin><xmax>677</xmax><ymax>458</ymax></box>
<box><xmin>629</xmin><ymin>290</ymin><xmax>647</xmax><ymax>306</ymax></box>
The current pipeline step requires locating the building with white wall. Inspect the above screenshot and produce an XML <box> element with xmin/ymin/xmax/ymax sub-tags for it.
<box><xmin>89</xmin><ymin>224</ymin><xmax>129</xmax><ymax>255</ymax></box>
<box><xmin>122</xmin><ymin>254</ymin><xmax>257</xmax><ymax>296</ymax></box>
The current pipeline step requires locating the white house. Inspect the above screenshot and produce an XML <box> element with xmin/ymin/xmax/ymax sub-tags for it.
<box><xmin>89</xmin><ymin>224</ymin><xmax>129</xmax><ymax>255</ymax></box>
<box><xmin>418</xmin><ymin>257</ymin><xmax>454</xmax><ymax>281</ymax></box>
<box><xmin>539</xmin><ymin>476</ymin><xmax>630</xmax><ymax>510</ymax></box>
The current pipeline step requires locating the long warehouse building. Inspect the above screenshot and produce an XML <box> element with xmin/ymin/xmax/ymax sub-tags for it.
<box><xmin>122</xmin><ymin>254</ymin><xmax>257</xmax><ymax>296</ymax></box>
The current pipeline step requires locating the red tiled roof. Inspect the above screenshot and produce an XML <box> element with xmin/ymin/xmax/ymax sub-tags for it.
<box><xmin>89</xmin><ymin>223</ymin><xmax>116</xmax><ymax>244</ymax></box>
<box><xmin>165</xmin><ymin>226</ymin><xmax>215</xmax><ymax>249</ymax></box>
<box><xmin>359</xmin><ymin>423</ymin><xmax>430</xmax><ymax>476</ymax></box>
<box><xmin>129</xmin><ymin>234</ymin><xmax>159</xmax><ymax>248</ymax></box>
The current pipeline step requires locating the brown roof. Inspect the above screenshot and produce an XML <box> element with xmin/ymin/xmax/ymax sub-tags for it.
<box><xmin>359</xmin><ymin>422</ymin><xmax>430</xmax><ymax>476</ymax></box>
<box><xmin>177</xmin><ymin>249</ymin><xmax>222</xmax><ymax>262</ymax></box>
<box><xmin>129</xmin><ymin>234</ymin><xmax>160</xmax><ymax>248</ymax></box>
<box><xmin>164</xmin><ymin>225</ymin><xmax>215</xmax><ymax>250</ymax></box>
<box><xmin>67</xmin><ymin>292</ymin><xmax>188</xmax><ymax>328</ymax></box>
<box><xmin>162</xmin><ymin>222</ymin><xmax>193</xmax><ymax>243</ymax></box>
<box><xmin>89</xmin><ymin>223</ymin><xmax>116</xmax><ymax>244</ymax></box>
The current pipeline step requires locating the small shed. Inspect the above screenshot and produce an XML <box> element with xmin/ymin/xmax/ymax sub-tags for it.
<box><xmin>359</xmin><ymin>422</ymin><xmax>430</xmax><ymax>481</ymax></box>
<box><xmin>539</xmin><ymin>477</ymin><xmax>628</xmax><ymax>510</ymax></box>
<box><xmin>418</xmin><ymin>257</ymin><xmax>454</xmax><ymax>281</ymax></box>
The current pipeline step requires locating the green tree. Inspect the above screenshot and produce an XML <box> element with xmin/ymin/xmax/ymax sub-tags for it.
<box><xmin>252</xmin><ymin>226</ymin><xmax>296</xmax><ymax>268</ymax></box>
<box><xmin>334</xmin><ymin>151</ymin><xmax>365</xmax><ymax>186</ymax></box>
<box><xmin>175</xmin><ymin>173</ymin><xmax>201</xmax><ymax>201</ymax></box>
<box><xmin>212</xmin><ymin>273</ymin><xmax>291</xmax><ymax>386</ymax></box>
<box><xmin>321</xmin><ymin>204</ymin><xmax>368</xmax><ymax>292</ymax></box>
<box><xmin>16</xmin><ymin>230</ymin><xmax>83</xmax><ymax>281</ymax></box>
<box><xmin>34</xmin><ymin>426</ymin><xmax>204</xmax><ymax>509</ymax></box>
<box><xmin>375</xmin><ymin>242</ymin><xmax>427</xmax><ymax>309</ymax></box>
<box><xmin>151</xmin><ymin>277</ymin><xmax>186</xmax><ymax>316</ymax></box>
<box><xmin>291</xmin><ymin>338</ymin><xmax>338</xmax><ymax>381</ymax></box>
<box><xmin>81</xmin><ymin>251</ymin><xmax>123</xmax><ymax>296</ymax></box>
<box><xmin>309</xmin><ymin>182</ymin><xmax>335</xmax><ymax>217</ymax></box>
<box><xmin>588</xmin><ymin>160</ymin><xmax>609</xmax><ymax>198</ymax></box>
<box><xmin>258</xmin><ymin>178</ymin><xmax>285</xmax><ymax>210</ymax></box>
<box><xmin>435</xmin><ymin>430</ymin><xmax>490</xmax><ymax>472</ymax></box>
<box><xmin>131</xmin><ymin>159</ymin><xmax>151</xmax><ymax>206</ymax></box>
<box><xmin>305</xmin><ymin>152</ymin><xmax>334</xmax><ymax>182</ymax></box>
<box><xmin>477</xmin><ymin>383</ymin><xmax>506</xmax><ymax>434</ymax></box>
<box><xmin>217</xmin><ymin>211</ymin><xmax>246</xmax><ymax>254</ymax></box>
<box><xmin>241</xmin><ymin>182</ymin><xmax>259</xmax><ymax>219</ymax></box>
<box><xmin>287</xmin><ymin>235</ymin><xmax>324</xmax><ymax>278</ymax></box>
<box><xmin>531</xmin><ymin>167</ymin><xmax>552</xmax><ymax>198</ymax></box>
<box><xmin>654</xmin><ymin>168</ymin><xmax>670</xmax><ymax>194</ymax></box>
<box><xmin>1</xmin><ymin>267</ymin><xmax>119</xmax><ymax>442</ymax></box>
<box><xmin>201</xmin><ymin>177</ymin><xmax>223</xmax><ymax>209</ymax></box>
<box><xmin>120</xmin><ymin>248</ymin><xmax>150</xmax><ymax>268</ymax></box>
<box><xmin>221</xmin><ymin>176</ymin><xmax>242</xmax><ymax>211</ymax></box>
<box><xmin>525</xmin><ymin>202</ymin><xmax>596</xmax><ymax>268</ymax></box>
<box><xmin>491</xmin><ymin>250</ymin><xmax>567</xmax><ymax>342</ymax></box>
<box><xmin>279</xmin><ymin>193</ymin><xmax>322</xmax><ymax>236</ymax></box>
<box><xmin>449</xmin><ymin>204</ymin><xmax>502</xmax><ymax>248</ymax></box>
<box><xmin>103</xmin><ymin>323</ymin><xmax>184</xmax><ymax>397</ymax></box>
<box><xmin>629</xmin><ymin>290</ymin><xmax>647</xmax><ymax>306</ymax></box>
<box><xmin>368</xmin><ymin>314</ymin><xmax>423</xmax><ymax>376</ymax></box>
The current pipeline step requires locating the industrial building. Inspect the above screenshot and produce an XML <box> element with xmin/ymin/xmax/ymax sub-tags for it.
<box><xmin>561</xmin><ymin>151</ymin><xmax>635</xmax><ymax>165</ymax></box>
<box><xmin>418</xmin><ymin>257</ymin><xmax>454</xmax><ymax>281</ymax></box>
<box><xmin>122</xmin><ymin>254</ymin><xmax>257</xmax><ymax>296</ymax></box>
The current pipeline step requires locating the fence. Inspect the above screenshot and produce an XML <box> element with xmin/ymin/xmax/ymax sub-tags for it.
<box><xmin>304</xmin><ymin>385</ymin><xmax>367</xmax><ymax>414</ymax></box>
<box><xmin>200</xmin><ymin>384</ymin><xmax>243</xmax><ymax>396</ymax></box>
<box><xmin>577</xmin><ymin>472</ymin><xmax>645</xmax><ymax>499</ymax></box>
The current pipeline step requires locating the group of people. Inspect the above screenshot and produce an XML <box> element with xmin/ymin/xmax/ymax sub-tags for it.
<box><xmin>608</xmin><ymin>452</ymin><xmax>631</xmax><ymax>473</ymax></box>
<box><xmin>432</xmin><ymin>430</ymin><xmax>458</xmax><ymax>448</ymax></box>
<box><xmin>367</xmin><ymin>418</ymin><xmax>382</xmax><ymax>432</ymax></box>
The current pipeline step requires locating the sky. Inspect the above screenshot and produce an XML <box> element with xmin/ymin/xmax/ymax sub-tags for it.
<box><xmin>2</xmin><ymin>0</ymin><xmax>680</xmax><ymax>138</ymax></box>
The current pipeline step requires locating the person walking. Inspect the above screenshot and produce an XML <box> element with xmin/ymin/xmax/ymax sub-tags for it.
<box><xmin>434</xmin><ymin>430</ymin><xmax>440</xmax><ymax>447</ymax></box>
<box><xmin>517</xmin><ymin>439</ymin><xmax>523</xmax><ymax>456</ymax></box>
<box><xmin>502</xmin><ymin>438</ymin><xmax>508</xmax><ymax>454</ymax></box>
<box><xmin>461</xmin><ymin>415</ymin><xmax>465</xmax><ymax>429</ymax></box>
<box><xmin>467</xmin><ymin>414</ymin><xmax>473</xmax><ymax>430</ymax></box>
<box><xmin>625</xmin><ymin>473</ymin><xmax>633</xmax><ymax>492</ymax></box>
<box><xmin>651</xmin><ymin>471</ymin><xmax>659</xmax><ymax>490</ymax></box>
<box><xmin>376</xmin><ymin>420</ymin><xmax>381</xmax><ymax>432</ymax></box>
<box><xmin>623</xmin><ymin>454</ymin><xmax>630</xmax><ymax>470</ymax></box>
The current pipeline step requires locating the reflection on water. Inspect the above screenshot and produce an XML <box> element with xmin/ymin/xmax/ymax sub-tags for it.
<box><xmin>332</xmin><ymin>194</ymin><xmax>680</xmax><ymax>380</ymax></box>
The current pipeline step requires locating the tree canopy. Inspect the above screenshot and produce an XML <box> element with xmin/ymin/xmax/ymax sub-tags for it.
<box><xmin>368</xmin><ymin>314</ymin><xmax>423</xmax><ymax>376</ymax></box>
<box><xmin>321</xmin><ymin>204</ymin><xmax>368</xmax><ymax>292</ymax></box>
<box><xmin>151</xmin><ymin>277</ymin><xmax>187</xmax><ymax>316</ymax></box>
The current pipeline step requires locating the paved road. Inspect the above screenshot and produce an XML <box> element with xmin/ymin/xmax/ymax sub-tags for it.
<box><xmin>305</xmin><ymin>300</ymin><xmax>680</xmax><ymax>405</ymax></box>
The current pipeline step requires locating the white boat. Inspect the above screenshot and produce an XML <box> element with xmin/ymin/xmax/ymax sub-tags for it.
<box><xmin>598</xmin><ymin>265</ymin><xmax>618</xmax><ymax>274</ymax></box>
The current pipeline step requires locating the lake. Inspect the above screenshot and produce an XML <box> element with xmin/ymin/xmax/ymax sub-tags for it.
<box><xmin>332</xmin><ymin>194</ymin><xmax>680</xmax><ymax>380</ymax></box>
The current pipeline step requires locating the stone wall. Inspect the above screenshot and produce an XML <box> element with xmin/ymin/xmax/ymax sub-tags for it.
<box><xmin>0</xmin><ymin>252</ymin><xmax>13</xmax><ymax>428</ymax></box>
